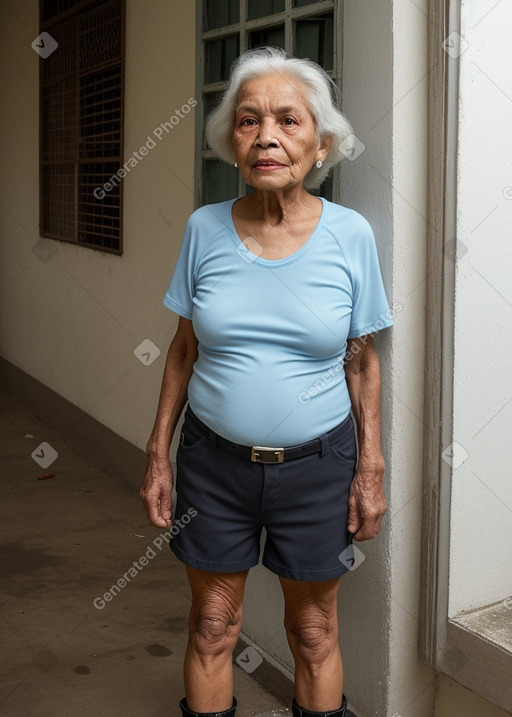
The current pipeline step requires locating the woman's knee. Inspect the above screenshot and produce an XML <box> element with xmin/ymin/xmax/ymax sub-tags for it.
<box><xmin>189</xmin><ymin>582</ymin><xmax>244</xmax><ymax>658</ymax></box>
<box><xmin>284</xmin><ymin>600</ymin><xmax>339</xmax><ymax>667</ymax></box>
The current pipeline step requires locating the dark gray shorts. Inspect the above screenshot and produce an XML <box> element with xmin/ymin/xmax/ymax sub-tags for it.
<box><xmin>170</xmin><ymin>406</ymin><xmax>358</xmax><ymax>581</ymax></box>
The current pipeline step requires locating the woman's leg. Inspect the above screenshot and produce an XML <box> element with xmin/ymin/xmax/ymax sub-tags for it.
<box><xmin>184</xmin><ymin>566</ymin><xmax>249</xmax><ymax>712</ymax></box>
<box><xmin>280</xmin><ymin>576</ymin><xmax>343</xmax><ymax>711</ymax></box>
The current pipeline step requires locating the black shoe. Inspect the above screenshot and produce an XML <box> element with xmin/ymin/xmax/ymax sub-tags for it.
<box><xmin>179</xmin><ymin>696</ymin><xmax>237</xmax><ymax>717</ymax></box>
<box><xmin>292</xmin><ymin>694</ymin><xmax>347</xmax><ymax>716</ymax></box>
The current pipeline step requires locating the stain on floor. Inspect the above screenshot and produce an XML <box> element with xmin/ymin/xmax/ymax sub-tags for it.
<box><xmin>145</xmin><ymin>643</ymin><xmax>173</xmax><ymax>657</ymax></box>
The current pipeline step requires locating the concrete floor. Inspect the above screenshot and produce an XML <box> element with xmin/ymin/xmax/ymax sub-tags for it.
<box><xmin>0</xmin><ymin>390</ymin><xmax>289</xmax><ymax>716</ymax></box>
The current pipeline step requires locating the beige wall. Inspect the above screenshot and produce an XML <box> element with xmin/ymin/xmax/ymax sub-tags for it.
<box><xmin>436</xmin><ymin>677</ymin><xmax>510</xmax><ymax>717</ymax></box>
<box><xmin>0</xmin><ymin>0</ymin><xmax>195</xmax><ymax>457</ymax></box>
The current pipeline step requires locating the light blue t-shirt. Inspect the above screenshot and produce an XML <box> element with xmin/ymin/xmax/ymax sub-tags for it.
<box><xmin>164</xmin><ymin>197</ymin><xmax>393</xmax><ymax>446</ymax></box>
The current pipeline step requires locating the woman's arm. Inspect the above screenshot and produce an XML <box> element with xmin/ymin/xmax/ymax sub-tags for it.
<box><xmin>140</xmin><ymin>316</ymin><xmax>198</xmax><ymax>528</ymax></box>
<box><xmin>344</xmin><ymin>335</ymin><xmax>388</xmax><ymax>541</ymax></box>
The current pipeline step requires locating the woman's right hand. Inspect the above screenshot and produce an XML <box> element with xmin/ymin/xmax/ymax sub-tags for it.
<box><xmin>140</xmin><ymin>455</ymin><xmax>173</xmax><ymax>528</ymax></box>
<box><xmin>140</xmin><ymin>318</ymin><xmax>198</xmax><ymax>528</ymax></box>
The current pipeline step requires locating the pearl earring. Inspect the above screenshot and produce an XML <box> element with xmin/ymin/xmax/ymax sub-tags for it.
<box><xmin>316</xmin><ymin>160</ymin><xmax>323</xmax><ymax>169</ymax></box>
<box><xmin>234</xmin><ymin>162</ymin><xmax>238</xmax><ymax>168</ymax></box>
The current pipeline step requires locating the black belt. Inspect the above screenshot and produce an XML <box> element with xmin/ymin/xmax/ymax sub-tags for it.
<box><xmin>186</xmin><ymin>407</ymin><xmax>352</xmax><ymax>464</ymax></box>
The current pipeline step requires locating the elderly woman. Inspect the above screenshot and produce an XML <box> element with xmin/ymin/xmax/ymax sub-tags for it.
<box><xmin>140</xmin><ymin>47</ymin><xmax>392</xmax><ymax>717</ymax></box>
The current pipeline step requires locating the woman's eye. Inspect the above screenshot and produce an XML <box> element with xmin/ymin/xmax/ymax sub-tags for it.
<box><xmin>283</xmin><ymin>117</ymin><xmax>296</xmax><ymax>126</ymax></box>
<box><xmin>241</xmin><ymin>118</ymin><xmax>257</xmax><ymax>126</ymax></box>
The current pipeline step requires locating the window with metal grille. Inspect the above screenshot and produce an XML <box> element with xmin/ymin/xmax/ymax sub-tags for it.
<box><xmin>39</xmin><ymin>0</ymin><xmax>125</xmax><ymax>254</ymax></box>
<box><xmin>195</xmin><ymin>0</ymin><xmax>342</xmax><ymax>206</ymax></box>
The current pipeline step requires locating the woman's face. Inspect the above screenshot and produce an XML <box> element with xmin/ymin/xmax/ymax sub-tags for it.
<box><xmin>231</xmin><ymin>72</ymin><xmax>330</xmax><ymax>193</ymax></box>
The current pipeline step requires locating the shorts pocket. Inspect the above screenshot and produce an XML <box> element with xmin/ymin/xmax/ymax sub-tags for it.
<box><xmin>179</xmin><ymin>417</ymin><xmax>207</xmax><ymax>449</ymax></box>
<box><xmin>330</xmin><ymin>428</ymin><xmax>357</xmax><ymax>463</ymax></box>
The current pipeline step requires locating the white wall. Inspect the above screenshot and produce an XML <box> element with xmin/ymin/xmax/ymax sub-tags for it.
<box><xmin>385</xmin><ymin>0</ymin><xmax>435</xmax><ymax>712</ymax></box>
<box><xmin>449</xmin><ymin>0</ymin><xmax>512</xmax><ymax>616</ymax></box>
<box><xmin>336</xmin><ymin>0</ymin><xmax>398</xmax><ymax>712</ymax></box>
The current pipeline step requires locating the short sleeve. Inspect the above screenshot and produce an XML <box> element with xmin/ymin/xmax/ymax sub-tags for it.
<box><xmin>347</xmin><ymin>216</ymin><xmax>393</xmax><ymax>338</ymax></box>
<box><xmin>163</xmin><ymin>215</ymin><xmax>198</xmax><ymax>319</ymax></box>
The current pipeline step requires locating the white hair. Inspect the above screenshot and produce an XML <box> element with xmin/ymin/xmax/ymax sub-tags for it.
<box><xmin>205</xmin><ymin>46</ymin><xmax>354</xmax><ymax>190</ymax></box>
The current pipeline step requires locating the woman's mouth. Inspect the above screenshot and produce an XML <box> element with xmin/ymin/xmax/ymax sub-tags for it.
<box><xmin>253</xmin><ymin>159</ymin><xmax>286</xmax><ymax>170</ymax></box>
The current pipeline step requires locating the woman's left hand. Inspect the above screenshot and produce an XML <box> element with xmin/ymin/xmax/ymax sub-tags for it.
<box><xmin>344</xmin><ymin>335</ymin><xmax>388</xmax><ymax>541</ymax></box>
<box><xmin>347</xmin><ymin>461</ymin><xmax>387</xmax><ymax>541</ymax></box>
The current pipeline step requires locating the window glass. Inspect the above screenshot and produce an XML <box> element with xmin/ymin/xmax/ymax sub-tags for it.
<box><xmin>204</xmin><ymin>160</ymin><xmax>239</xmax><ymax>204</ymax></box>
<box><xmin>295</xmin><ymin>14</ymin><xmax>333</xmax><ymax>71</ymax></box>
<box><xmin>203</xmin><ymin>0</ymin><xmax>239</xmax><ymax>30</ymax></box>
<box><xmin>40</xmin><ymin>0</ymin><xmax>124</xmax><ymax>253</ymax></box>
<box><xmin>247</xmin><ymin>0</ymin><xmax>285</xmax><ymax>21</ymax></box>
<box><xmin>249</xmin><ymin>25</ymin><xmax>285</xmax><ymax>50</ymax></box>
<box><xmin>205</xmin><ymin>35</ymin><xmax>240</xmax><ymax>83</ymax></box>
<box><xmin>203</xmin><ymin>92</ymin><xmax>223</xmax><ymax>149</ymax></box>
<box><xmin>315</xmin><ymin>172</ymin><xmax>333</xmax><ymax>201</ymax></box>
<box><xmin>199</xmin><ymin>1</ymin><xmax>338</xmax><ymax>205</ymax></box>
<box><xmin>293</xmin><ymin>0</ymin><xmax>324</xmax><ymax>7</ymax></box>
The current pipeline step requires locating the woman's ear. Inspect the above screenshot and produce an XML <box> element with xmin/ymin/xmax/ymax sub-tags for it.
<box><xmin>317</xmin><ymin>134</ymin><xmax>333</xmax><ymax>163</ymax></box>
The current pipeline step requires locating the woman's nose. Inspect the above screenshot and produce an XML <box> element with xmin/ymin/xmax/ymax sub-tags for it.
<box><xmin>255</xmin><ymin>122</ymin><xmax>279</xmax><ymax>148</ymax></box>
<box><xmin>256</xmin><ymin>136</ymin><xmax>279</xmax><ymax>148</ymax></box>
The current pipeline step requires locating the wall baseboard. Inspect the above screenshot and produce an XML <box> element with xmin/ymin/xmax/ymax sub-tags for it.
<box><xmin>233</xmin><ymin>638</ymin><xmax>295</xmax><ymax>707</ymax></box>
<box><xmin>0</xmin><ymin>356</ymin><xmax>147</xmax><ymax>494</ymax></box>
<box><xmin>0</xmin><ymin>356</ymin><xmax>300</xmax><ymax>708</ymax></box>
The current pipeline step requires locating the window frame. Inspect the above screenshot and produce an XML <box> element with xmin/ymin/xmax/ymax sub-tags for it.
<box><xmin>194</xmin><ymin>0</ymin><xmax>343</xmax><ymax>208</ymax></box>
<box><xmin>420</xmin><ymin>0</ymin><xmax>512</xmax><ymax>710</ymax></box>
<box><xmin>38</xmin><ymin>0</ymin><xmax>126</xmax><ymax>255</ymax></box>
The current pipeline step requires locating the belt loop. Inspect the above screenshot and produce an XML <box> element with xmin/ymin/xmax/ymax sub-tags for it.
<box><xmin>208</xmin><ymin>429</ymin><xmax>217</xmax><ymax>449</ymax></box>
<box><xmin>320</xmin><ymin>434</ymin><xmax>329</xmax><ymax>457</ymax></box>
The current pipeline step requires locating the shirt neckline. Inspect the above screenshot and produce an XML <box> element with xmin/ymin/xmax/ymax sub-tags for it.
<box><xmin>227</xmin><ymin>196</ymin><xmax>328</xmax><ymax>267</ymax></box>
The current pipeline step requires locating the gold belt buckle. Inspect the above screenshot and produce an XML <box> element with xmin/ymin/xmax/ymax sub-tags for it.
<box><xmin>251</xmin><ymin>446</ymin><xmax>285</xmax><ymax>463</ymax></box>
